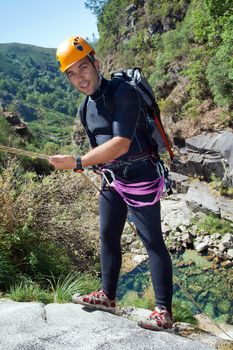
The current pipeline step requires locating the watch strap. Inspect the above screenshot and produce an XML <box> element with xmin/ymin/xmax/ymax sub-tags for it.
<box><xmin>73</xmin><ymin>156</ymin><xmax>84</xmax><ymax>173</ymax></box>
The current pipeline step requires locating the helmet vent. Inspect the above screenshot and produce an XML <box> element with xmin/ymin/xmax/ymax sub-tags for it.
<box><xmin>73</xmin><ymin>37</ymin><xmax>83</xmax><ymax>51</ymax></box>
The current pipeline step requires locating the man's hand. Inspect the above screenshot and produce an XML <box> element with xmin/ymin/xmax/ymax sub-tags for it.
<box><xmin>48</xmin><ymin>155</ymin><xmax>76</xmax><ymax>170</ymax></box>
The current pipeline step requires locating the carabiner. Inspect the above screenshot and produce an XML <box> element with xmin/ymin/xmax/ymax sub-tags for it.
<box><xmin>101</xmin><ymin>168</ymin><xmax>116</xmax><ymax>186</ymax></box>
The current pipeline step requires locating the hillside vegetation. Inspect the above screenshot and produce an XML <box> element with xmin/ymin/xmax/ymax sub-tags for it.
<box><xmin>90</xmin><ymin>0</ymin><xmax>233</xmax><ymax>134</ymax></box>
<box><xmin>0</xmin><ymin>43</ymin><xmax>83</xmax><ymax>155</ymax></box>
<box><xmin>0</xmin><ymin>43</ymin><xmax>79</xmax><ymax>116</ymax></box>
<box><xmin>0</xmin><ymin>44</ymin><xmax>93</xmax><ymax>291</ymax></box>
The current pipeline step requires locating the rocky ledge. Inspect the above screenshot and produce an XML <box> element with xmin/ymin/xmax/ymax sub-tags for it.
<box><xmin>0</xmin><ymin>301</ymin><xmax>215</xmax><ymax>350</ymax></box>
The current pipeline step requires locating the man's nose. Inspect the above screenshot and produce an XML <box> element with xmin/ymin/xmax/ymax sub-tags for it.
<box><xmin>75</xmin><ymin>72</ymin><xmax>84</xmax><ymax>84</ymax></box>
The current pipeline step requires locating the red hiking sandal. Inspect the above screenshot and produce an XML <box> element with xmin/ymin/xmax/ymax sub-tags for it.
<box><xmin>72</xmin><ymin>289</ymin><xmax>116</xmax><ymax>314</ymax></box>
<box><xmin>138</xmin><ymin>306</ymin><xmax>173</xmax><ymax>331</ymax></box>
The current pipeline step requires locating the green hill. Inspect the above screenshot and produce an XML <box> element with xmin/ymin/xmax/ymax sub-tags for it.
<box><xmin>0</xmin><ymin>43</ymin><xmax>83</xmax><ymax>157</ymax></box>
<box><xmin>0</xmin><ymin>42</ymin><xmax>79</xmax><ymax>116</ymax></box>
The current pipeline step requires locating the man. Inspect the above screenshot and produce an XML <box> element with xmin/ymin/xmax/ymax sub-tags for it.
<box><xmin>49</xmin><ymin>35</ymin><xmax>173</xmax><ymax>331</ymax></box>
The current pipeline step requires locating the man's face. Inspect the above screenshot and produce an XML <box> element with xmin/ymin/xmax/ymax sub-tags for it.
<box><xmin>66</xmin><ymin>56</ymin><xmax>100</xmax><ymax>96</ymax></box>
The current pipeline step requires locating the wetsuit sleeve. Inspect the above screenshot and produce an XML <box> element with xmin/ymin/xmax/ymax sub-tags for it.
<box><xmin>111</xmin><ymin>82</ymin><xmax>140</xmax><ymax>140</ymax></box>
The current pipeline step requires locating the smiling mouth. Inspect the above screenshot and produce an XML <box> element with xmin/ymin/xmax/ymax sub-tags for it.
<box><xmin>80</xmin><ymin>82</ymin><xmax>89</xmax><ymax>89</ymax></box>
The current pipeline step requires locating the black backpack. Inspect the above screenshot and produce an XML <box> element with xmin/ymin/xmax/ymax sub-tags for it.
<box><xmin>79</xmin><ymin>67</ymin><xmax>174</xmax><ymax>160</ymax></box>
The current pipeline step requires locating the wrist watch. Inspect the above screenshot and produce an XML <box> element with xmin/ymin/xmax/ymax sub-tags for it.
<box><xmin>73</xmin><ymin>155</ymin><xmax>84</xmax><ymax>173</ymax></box>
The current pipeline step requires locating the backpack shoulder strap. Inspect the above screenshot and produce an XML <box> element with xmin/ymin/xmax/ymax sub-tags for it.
<box><xmin>78</xmin><ymin>95</ymin><xmax>89</xmax><ymax>127</ymax></box>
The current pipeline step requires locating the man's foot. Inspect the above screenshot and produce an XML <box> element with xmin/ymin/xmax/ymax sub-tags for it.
<box><xmin>72</xmin><ymin>289</ymin><xmax>116</xmax><ymax>314</ymax></box>
<box><xmin>138</xmin><ymin>306</ymin><xmax>173</xmax><ymax>331</ymax></box>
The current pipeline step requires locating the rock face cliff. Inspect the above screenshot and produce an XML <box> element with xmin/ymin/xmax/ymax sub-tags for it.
<box><xmin>124</xmin><ymin>0</ymin><xmax>191</xmax><ymax>38</ymax></box>
<box><xmin>171</xmin><ymin>130</ymin><xmax>233</xmax><ymax>187</ymax></box>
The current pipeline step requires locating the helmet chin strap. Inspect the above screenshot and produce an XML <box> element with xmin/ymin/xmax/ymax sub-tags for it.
<box><xmin>87</xmin><ymin>54</ymin><xmax>102</xmax><ymax>88</ymax></box>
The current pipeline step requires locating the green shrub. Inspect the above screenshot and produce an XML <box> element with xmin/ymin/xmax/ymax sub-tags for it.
<box><xmin>206</xmin><ymin>20</ymin><xmax>233</xmax><ymax>108</ymax></box>
<box><xmin>194</xmin><ymin>214</ymin><xmax>232</xmax><ymax>235</ymax></box>
<box><xmin>162</xmin><ymin>23</ymin><xmax>190</xmax><ymax>60</ymax></box>
<box><xmin>145</xmin><ymin>0</ymin><xmax>190</xmax><ymax>22</ymax></box>
<box><xmin>184</xmin><ymin>60</ymin><xmax>209</xmax><ymax>100</ymax></box>
<box><xmin>173</xmin><ymin>298</ymin><xmax>198</xmax><ymax>325</ymax></box>
<box><xmin>0</xmin><ymin>216</ymin><xmax>74</xmax><ymax>285</ymax></box>
<box><xmin>9</xmin><ymin>279</ymin><xmax>53</xmax><ymax>303</ymax></box>
<box><xmin>125</xmin><ymin>30</ymin><xmax>150</xmax><ymax>53</ymax></box>
<box><xmin>217</xmin><ymin>299</ymin><xmax>231</xmax><ymax>314</ymax></box>
<box><xmin>204</xmin><ymin>302</ymin><xmax>215</xmax><ymax>319</ymax></box>
<box><xmin>181</xmin><ymin>98</ymin><xmax>200</xmax><ymax>119</ymax></box>
<box><xmin>8</xmin><ymin>272</ymin><xmax>100</xmax><ymax>304</ymax></box>
<box><xmin>0</xmin><ymin>162</ymin><xmax>100</xmax><ymax>290</ymax></box>
<box><xmin>0</xmin><ymin>250</ymin><xmax>18</xmax><ymax>288</ymax></box>
<box><xmin>48</xmin><ymin>272</ymin><xmax>100</xmax><ymax>303</ymax></box>
<box><xmin>192</xmin><ymin>1</ymin><xmax>213</xmax><ymax>44</ymax></box>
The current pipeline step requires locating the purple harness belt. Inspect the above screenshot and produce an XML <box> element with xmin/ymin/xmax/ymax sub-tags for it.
<box><xmin>101</xmin><ymin>169</ymin><xmax>165</xmax><ymax>207</ymax></box>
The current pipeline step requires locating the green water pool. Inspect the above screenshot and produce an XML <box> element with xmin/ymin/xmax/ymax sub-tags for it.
<box><xmin>118</xmin><ymin>250</ymin><xmax>233</xmax><ymax>324</ymax></box>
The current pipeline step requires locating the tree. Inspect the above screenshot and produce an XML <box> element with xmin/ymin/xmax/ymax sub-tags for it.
<box><xmin>206</xmin><ymin>0</ymin><xmax>233</xmax><ymax>17</ymax></box>
<box><xmin>84</xmin><ymin>0</ymin><xmax>108</xmax><ymax>16</ymax></box>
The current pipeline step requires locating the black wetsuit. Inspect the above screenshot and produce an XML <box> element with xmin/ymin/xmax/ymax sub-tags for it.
<box><xmin>79</xmin><ymin>77</ymin><xmax>173</xmax><ymax>312</ymax></box>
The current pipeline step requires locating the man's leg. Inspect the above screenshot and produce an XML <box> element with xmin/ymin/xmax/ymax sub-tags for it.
<box><xmin>72</xmin><ymin>187</ymin><xmax>127</xmax><ymax>312</ymax></box>
<box><xmin>129</xmin><ymin>201</ymin><xmax>173</xmax><ymax>313</ymax></box>
<box><xmin>99</xmin><ymin>188</ymin><xmax>128</xmax><ymax>300</ymax></box>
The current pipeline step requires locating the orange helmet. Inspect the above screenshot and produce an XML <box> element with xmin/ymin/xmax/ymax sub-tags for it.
<box><xmin>56</xmin><ymin>36</ymin><xmax>95</xmax><ymax>73</ymax></box>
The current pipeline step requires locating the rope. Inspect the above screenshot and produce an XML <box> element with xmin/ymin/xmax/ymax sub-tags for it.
<box><xmin>0</xmin><ymin>145</ymin><xmax>49</xmax><ymax>160</ymax></box>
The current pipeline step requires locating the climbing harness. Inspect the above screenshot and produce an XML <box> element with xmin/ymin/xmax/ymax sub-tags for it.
<box><xmin>96</xmin><ymin>152</ymin><xmax>173</xmax><ymax>206</ymax></box>
<box><xmin>101</xmin><ymin>168</ymin><xmax>165</xmax><ymax>207</ymax></box>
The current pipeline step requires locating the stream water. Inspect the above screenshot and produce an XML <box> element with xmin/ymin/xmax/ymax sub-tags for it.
<box><xmin>118</xmin><ymin>250</ymin><xmax>233</xmax><ymax>324</ymax></box>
